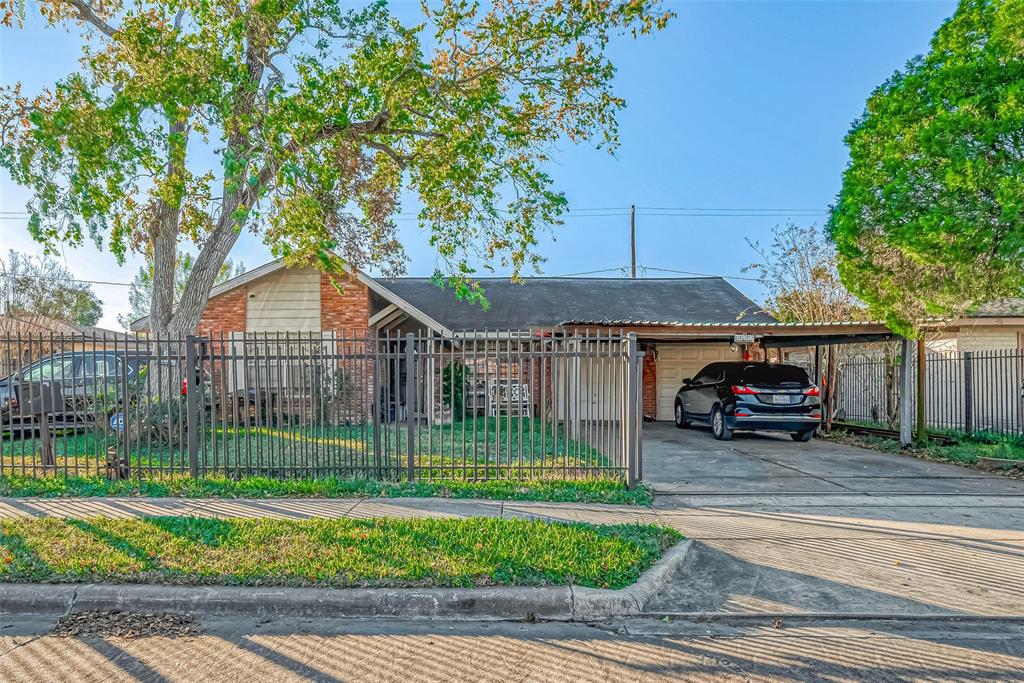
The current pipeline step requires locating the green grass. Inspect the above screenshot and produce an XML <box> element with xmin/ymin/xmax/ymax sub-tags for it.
<box><xmin>0</xmin><ymin>417</ymin><xmax>613</xmax><ymax>475</ymax></box>
<box><xmin>0</xmin><ymin>475</ymin><xmax>654</xmax><ymax>505</ymax></box>
<box><xmin>0</xmin><ymin>516</ymin><xmax>680</xmax><ymax>589</ymax></box>
<box><xmin>831</xmin><ymin>428</ymin><xmax>1024</xmax><ymax>467</ymax></box>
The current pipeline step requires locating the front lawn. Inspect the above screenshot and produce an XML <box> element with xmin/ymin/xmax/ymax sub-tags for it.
<box><xmin>0</xmin><ymin>517</ymin><xmax>680</xmax><ymax>589</ymax></box>
<box><xmin>0</xmin><ymin>474</ymin><xmax>653</xmax><ymax>505</ymax></box>
<box><xmin>0</xmin><ymin>417</ymin><xmax>615</xmax><ymax>478</ymax></box>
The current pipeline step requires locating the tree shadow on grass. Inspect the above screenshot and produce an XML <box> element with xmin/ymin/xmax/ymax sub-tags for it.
<box><xmin>0</xmin><ymin>526</ymin><xmax>52</xmax><ymax>579</ymax></box>
<box><xmin>142</xmin><ymin>516</ymin><xmax>238</xmax><ymax>548</ymax></box>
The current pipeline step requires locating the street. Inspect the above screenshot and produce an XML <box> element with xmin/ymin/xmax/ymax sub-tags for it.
<box><xmin>2</xmin><ymin>614</ymin><xmax>1024</xmax><ymax>682</ymax></box>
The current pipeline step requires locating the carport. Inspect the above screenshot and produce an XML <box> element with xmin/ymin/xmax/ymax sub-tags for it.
<box><xmin>563</xmin><ymin>320</ymin><xmax>899</xmax><ymax>429</ymax></box>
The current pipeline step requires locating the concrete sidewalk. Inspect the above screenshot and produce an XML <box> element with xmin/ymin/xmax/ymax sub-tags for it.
<box><xmin>3</xmin><ymin>492</ymin><xmax>1024</xmax><ymax>618</ymax></box>
<box><xmin>0</xmin><ymin>495</ymin><xmax>662</xmax><ymax>524</ymax></box>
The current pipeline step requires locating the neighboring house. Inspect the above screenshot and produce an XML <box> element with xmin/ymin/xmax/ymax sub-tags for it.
<box><xmin>0</xmin><ymin>313</ymin><xmax>129</xmax><ymax>376</ymax></box>
<box><xmin>932</xmin><ymin>299</ymin><xmax>1024</xmax><ymax>352</ymax></box>
<box><xmin>130</xmin><ymin>260</ymin><xmax>891</xmax><ymax>421</ymax></box>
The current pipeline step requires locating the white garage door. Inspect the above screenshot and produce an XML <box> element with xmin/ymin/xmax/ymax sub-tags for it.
<box><xmin>655</xmin><ymin>344</ymin><xmax>741</xmax><ymax>421</ymax></box>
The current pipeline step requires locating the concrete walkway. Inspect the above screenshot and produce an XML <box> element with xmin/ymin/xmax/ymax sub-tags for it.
<box><xmin>3</xmin><ymin>490</ymin><xmax>1024</xmax><ymax>618</ymax></box>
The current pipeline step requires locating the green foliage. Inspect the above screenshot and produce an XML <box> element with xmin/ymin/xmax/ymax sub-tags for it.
<box><xmin>0</xmin><ymin>249</ymin><xmax>103</xmax><ymax>327</ymax></box>
<box><xmin>1</xmin><ymin>0</ymin><xmax>672</xmax><ymax>331</ymax></box>
<box><xmin>0</xmin><ymin>516</ymin><xmax>678</xmax><ymax>588</ymax></box>
<box><xmin>441</xmin><ymin>361</ymin><xmax>470</xmax><ymax>416</ymax></box>
<box><xmin>0</xmin><ymin>474</ymin><xmax>654</xmax><ymax>505</ymax></box>
<box><xmin>829</xmin><ymin>0</ymin><xmax>1024</xmax><ymax>335</ymax></box>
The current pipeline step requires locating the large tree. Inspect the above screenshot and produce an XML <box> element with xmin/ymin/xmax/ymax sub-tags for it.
<box><xmin>0</xmin><ymin>249</ymin><xmax>103</xmax><ymax>328</ymax></box>
<box><xmin>828</xmin><ymin>0</ymin><xmax>1024</xmax><ymax>335</ymax></box>
<box><xmin>1</xmin><ymin>0</ymin><xmax>672</xmax><ymax>335</ymax></box>
<box><xmin>117</xmin><ymin>254</ymin><xmax>244</xmax><ymax>329</ymax></box>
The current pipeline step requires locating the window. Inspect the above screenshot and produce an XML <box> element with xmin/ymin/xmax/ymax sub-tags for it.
<box><xmin>695</xmin><ymin>364</ymin><xmax>724</xmax><ymax>385</ymax></box>
<box><xmin>741</xmin><ymin>364</ymin><xmax>810</xmax><ymax>386</ymax></box>
<box><xmin>81</xmin><ymin>354</ymin><xmax>117</xmax><ymax>379</ymax></box>
<box><xmin>24</xmin><ymin>356</ymin><xmax>76</xmax><ymax>382</ymax></box>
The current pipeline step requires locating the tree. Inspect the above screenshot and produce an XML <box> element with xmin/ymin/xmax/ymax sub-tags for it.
<box><xmin>745</xmin><ymin>223</ymin><xmax>868</xmax><ymax>324</ymax></box>
<box><xmin>1</xmin><ymin>0</ymin><xmax>672</xmax><ymax>336</ymax></box>
<box><xmin>0</xmin><ymin>249</ymin><xmax>103</xmax><ymax>329</ymax></box>
<box><xmin>829</xmin><ymin>0</ymin><xmax>1024</xmax><ymax>336</ymax></box>
<box><xmin>118</xmin><ymin>254</ymin><xmax>244</xmax><ymax>329</ymax></box>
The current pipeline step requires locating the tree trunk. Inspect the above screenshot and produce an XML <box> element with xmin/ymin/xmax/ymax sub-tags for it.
<box><xmin>166</xmin><ymin>193</ymin><xmax>247</xmax><ymax>336</ymax></box>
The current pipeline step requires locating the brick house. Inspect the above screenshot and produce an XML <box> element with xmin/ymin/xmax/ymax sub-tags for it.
<box><xmin>132</xmin><ymin>259</ymin><xmax>896</xmax><ymax>421</ymax></box>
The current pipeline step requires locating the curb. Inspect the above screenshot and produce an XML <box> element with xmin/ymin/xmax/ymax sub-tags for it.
<box><xmin>0</xmin><ymin>540</ymin><xmax>691</xmax><ymax>622</ymax></box>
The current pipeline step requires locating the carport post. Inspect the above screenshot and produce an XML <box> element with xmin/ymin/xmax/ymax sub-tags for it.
<box><xmin>899</xmin><ymin>338</ymin><xmax>913</xmax><ymax>448</ymax></box>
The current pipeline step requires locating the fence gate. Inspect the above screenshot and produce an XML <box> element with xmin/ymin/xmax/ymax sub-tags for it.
<box><xmin>0</xmin><ymin>330</ymin><xmax>643</xmax><ymax>487</ymax></box>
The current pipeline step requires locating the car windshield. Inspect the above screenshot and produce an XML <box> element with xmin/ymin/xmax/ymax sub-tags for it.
<box><xmin>740</xmin><ymin>364</ymin><xmax>810</xmax><ymax>386</ymax></box>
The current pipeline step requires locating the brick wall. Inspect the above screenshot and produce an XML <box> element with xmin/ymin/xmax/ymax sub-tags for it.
<box><xmin>197</xmin><ymin>287</ymin><xmax>247</xmax><ymax>336</ymax></box>
<box><xmin>320</xmin><ymin>272</ymin><xmax>371</xmax><ymax>332</ymax></box>
<box><xmin>642</xmin><ymin>345</ymin><xmax>657</xmax><ymax>418</ymax></box>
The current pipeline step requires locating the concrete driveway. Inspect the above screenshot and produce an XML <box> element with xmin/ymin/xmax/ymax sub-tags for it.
<box><xmin>640</xmin><ymin>423</ymin><xmax>1024</xmax><ymax>617</ymax></box>
<box><xmin>643</xmin><ymin>422</ymin><xmax>1024</xmax><ymax>495</ymax></box>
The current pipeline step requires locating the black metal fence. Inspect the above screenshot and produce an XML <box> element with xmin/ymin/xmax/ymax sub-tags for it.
<box><xmin>836</xmin><ymin>348</ymin><xmax>1024</xmax><ymax>436</ymax></box>
<box><xmin>0</xmin><ymin>331</ymin><xmax>643</xmax><ymax>485</ymax></box>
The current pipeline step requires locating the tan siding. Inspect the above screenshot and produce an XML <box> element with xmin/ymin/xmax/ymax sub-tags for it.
<box><xmin>655</xmin><ymin>344</ymin><xmax>741</xmax><ymax>421</ymax></box>
<box><xmin>245</xmin><ymin>266</ymin><xmax>321</xmax><ymax>332</ymax></box>
<box><xmin>954</xmin><ymin>324</ymin><xmax>1024</xmax><ymax>352</ymax></box>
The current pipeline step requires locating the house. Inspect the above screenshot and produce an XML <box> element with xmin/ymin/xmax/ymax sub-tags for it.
<box><xmin>0</xmin><ymin>313</ymin><xmax>132</xmax><ymax>376</ymax></box>
<box><xmin>929</xmin><ymin>299</ymin><xmax>1024</xmax><ymax>352</ymax></box>
<box><xmin>131</xmin><ymin>260</ymin><xmax>892</xmax><ymax>421</ymax></box>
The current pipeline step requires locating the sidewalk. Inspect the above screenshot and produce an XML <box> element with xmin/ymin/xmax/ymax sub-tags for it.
<box><xmin>0</xmin><ymin>496</ymin><xmax>662</xmax><ymax>524</ymax></box>
<box><xmin>3</xmin><ymin>493</ymin><xmax>1024</xmax><ymax>617</ymax></box>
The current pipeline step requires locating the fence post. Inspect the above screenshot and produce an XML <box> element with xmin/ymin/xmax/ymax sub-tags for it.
<box><xmin>185</xmin><ymin>335</ymin><xmax>201</xmax><ymax>477</ymax></box>
<box><xmin>405</xmin><ymin>333</ymin><xmax>416</xmax><ymax>483</ymax></box>
<box><xmin>624</xmin><ymin>332</ymin><xmax>639</xmax><ymax>490</ymax></box>
<box><xmin>964</xmin><ymin>351</ymin><xmax>974</xmax><ymax>434</ymax></box>
<box><xmin>899</xmin><ymin>338</ymin><xmax>913</xmax><ymax>448</ymax></box>
<box><xmin>916</xmin><ymin>338</ymin><xmax>927</xmax><ymax>443</ymax></box>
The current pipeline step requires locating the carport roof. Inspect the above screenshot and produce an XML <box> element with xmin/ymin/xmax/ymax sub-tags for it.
<box><xmin>559</xmin><ymin>320</ymin><xmax>896</xmax><ymax>346</ymax></box>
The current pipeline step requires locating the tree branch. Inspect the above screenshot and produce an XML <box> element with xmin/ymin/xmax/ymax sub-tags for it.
<box><xmin>63</xmin><ymin>0</ymin><xmax>117</xmax><ymax>37</ymax></box>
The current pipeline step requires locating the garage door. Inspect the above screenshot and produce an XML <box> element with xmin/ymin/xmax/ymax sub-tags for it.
<box><xmin>655</xmin><ymin>344</ymin><xmax>741</xmax><ymax>421</ymax></box>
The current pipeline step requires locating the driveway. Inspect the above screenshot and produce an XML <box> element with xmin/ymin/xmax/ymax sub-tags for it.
<box><xmin>643</xmin><ymin>422</ymin><xmax>1024</xmax><ymax>495</ymax></box>
<box><xmin>641</xmin><ymin>423</ymin><xmax>1024</xmax><ymax>616</ymax></box>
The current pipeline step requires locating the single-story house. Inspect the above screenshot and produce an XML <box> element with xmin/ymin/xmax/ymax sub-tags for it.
<box><xmin>131</xmin><ymin>260</ymin><xmax>893</xmax><ymax>421</ymax></box>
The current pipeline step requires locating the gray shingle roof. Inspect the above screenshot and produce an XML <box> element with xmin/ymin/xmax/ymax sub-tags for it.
<box><xmin>970</xmin><ymin>298</ymin><xmax>1024</xmax><ymax>317</ymax></box>
<box><xmin>375</xmin><ymin>277</ymin><xmax>775</xmax><ymax>330</ymax></box>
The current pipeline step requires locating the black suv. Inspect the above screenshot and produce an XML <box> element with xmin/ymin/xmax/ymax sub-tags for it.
<box><xmin>674</xmin><ymin>362</ymin><xmax>821</xmax><ymax>441</ymax></box>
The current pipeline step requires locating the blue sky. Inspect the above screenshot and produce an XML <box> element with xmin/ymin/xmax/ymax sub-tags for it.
<box><xmin>0</xmin><ymin>0</ymin><xmax>957</xmax><ymax>328</ymax></box>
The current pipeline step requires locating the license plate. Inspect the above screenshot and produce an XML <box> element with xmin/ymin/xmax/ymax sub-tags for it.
<box><xmin>771</xmin><ymin>394</ymin><xmax>791</xmax><ymax>405</ymax></box>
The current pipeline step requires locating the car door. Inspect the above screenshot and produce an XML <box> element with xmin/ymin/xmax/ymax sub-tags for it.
<box><xmin>684</xmin><ymin>364</ymin><xmax>723</xmax><ymax>420</ymax></box>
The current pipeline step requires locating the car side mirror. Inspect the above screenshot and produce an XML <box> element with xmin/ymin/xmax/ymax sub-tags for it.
<box><xmin>681</xmin><ymin>377</ymin><xmax>692</xmax><ymax>385</ymax></box>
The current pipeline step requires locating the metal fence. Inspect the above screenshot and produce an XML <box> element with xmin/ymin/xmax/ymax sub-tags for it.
<box><xmin>836</xmin><ymin>348</ymin><xmax>1024</xmax><ymax>436</ymax></box>
<box><xmin>0</xmin><ymin>331</ymin><xmax>643</xmax><ymax>485</ymax></box>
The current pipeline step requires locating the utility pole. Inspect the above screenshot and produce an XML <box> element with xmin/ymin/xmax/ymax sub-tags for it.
<box><xmin>630</xmin><ymin>204</ymin><xmax>636</xmax><ymax>278</ymax></box>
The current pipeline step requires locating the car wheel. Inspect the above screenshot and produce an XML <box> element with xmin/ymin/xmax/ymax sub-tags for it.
<box><xmin>674</xmin><ymin>400</ymin><xmax>690</xmax><ymax>429</ymax></box>
<box><xmin>791</xmin><ymin>429</ymin><xmax>815</xmax><ymax>442</ymax></box>
<box><xmin>711</xmin><ymin>405</ymin><xmax>733</xmax><ymax>441</ymax></box>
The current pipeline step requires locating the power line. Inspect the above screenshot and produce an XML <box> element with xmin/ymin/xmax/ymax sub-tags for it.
<box><xmin>545</xmin><ymin>267</ymin><xmax>628</xmax><ymax>278</ymax></box>
<box><xmin>642</xmin><ymin>265</ymin><xmax>763</xmax><ymax>283</ymax></box>
<box><xmin>0</xmin><ymin>271</ymin><xmax>133</xmax><ymax>287</ymax></box>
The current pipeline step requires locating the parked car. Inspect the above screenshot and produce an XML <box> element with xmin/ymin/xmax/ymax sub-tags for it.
<box><xmin>674</xmin><ymin>362</ymin><xmax>821</xmax><ymax>441</ymax></box>
<box><xmin>0</xmin><ymin>350</ymin><xmax>207</xmax><ymax>436</ymax></box>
